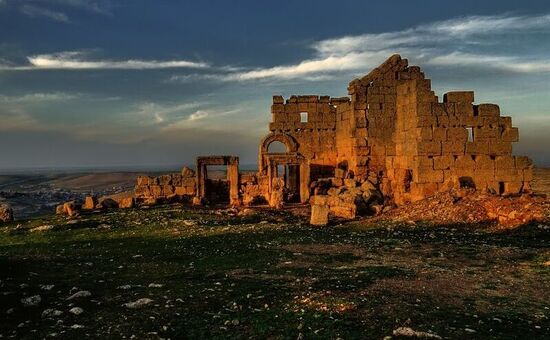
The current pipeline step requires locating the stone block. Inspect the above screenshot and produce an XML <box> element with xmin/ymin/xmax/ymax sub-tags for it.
<box><xmin>454</xmin><ymin>155</ymin><xmax>476</xmax><ymax>169</ymax></box>
<box><xmin>489</xmin><ymin>141</ymin><xmax>512</xmax><ymax>155</ymax></box>
<box><xmin>504</xmin><ymin>181</ymin><xmax>523</xmax><ymax>195</ymax></box>
<box><xmin>495</xmin><ymin>155</ymin><xmax>515</xmax><ymax>169</ymax></box>
<box><xmin>433</xmin><ymin>155</ymin><xmax>454</xmax><ymax>170</ymax></box>
<box><xmin>432</xmin><ymin>127</ymin><xmax>447</xmax><ymax>141</ymax></box>
<box><xmin>82</xmin><ymin>196</ymin><xmax>97</xmax><ymax>210</ymax></box>
<box><xmin>158</xmin><ymin>175</ymin><xmax>172</xmax><ymax>186</ymax></box>
<box><xmin>441</xmin><ymin>141</ymin><xmax>465</xmax><ymax>155</ymax></box>
<box><xmin>465</xmin><ymin>141</ymin><xmax>489</xmax><ymax>155</ymax></box>
<box><xmin>417</xmin><ymin>141</ymin><xmax>441</xmax><ymax>156</ymax></box>
<box><xmin>477</xmin><ymin>103</ymin><xmax>500</xmax><ymax>117</ymax></box>
<box><xmin>344</xmin><ymin>179</ymin><xmax>357</xmax><ymax>188</ymax></box>
<box><xmin>329</xmin><ymin>204</ymin><xmax>357</xmax><ymax>219</ymax></box>
<box><xmin>310</xmin><ymin>204</ymin><xmax>329</xmax><ymax>226</ymax></box>
<box><xmin>150</xmin><ymin>185</ymin><xmax>162</xmax><ymax>198</ymax></box>
<box><xmin>443</xmin><ymin>91</ymin><xmax>474</xmax><ymax>103</ymax></box>
<box><xmin>501</xmin><ymin>128</ymin><xmax>519</xmax><ymax>142</ymax></box>
<box><xmin>414</xmin><ymin>156</ymin><xmax>434</xmax><ymax>169</ymax></box>
<box><xmin>414</xmin><ymin>169</ymin><xmax>444</xmax><ymax>183</ymax></box>
<box><xmin>330</xmin><ymin>177</ymin><xmax>344</xmax><ymax>187</ymax></box>
<box><xmin>495</xmin><ymin>168</ymin><xmax>522</xmax><ymax>182</ymax></box>
<box><xmin>474</xmin><ymin>155</ymin><xmax>494</xmax><ymax>169</ymax></box>
<box><xmin>137</xmin><ymin>176</ymin><xmax>151</xmax><ymax>186</ymax></box>
<box><xmin>455</xmin><ymin>102</ymin><xmax>474</xmax><ymax>117</ymax></box>
<box><xmin>273</xmin><ymin>95</ymin><xmax>284</xmax><ymax>104</ymax></box>
<box><xmin>163</xmin><ymin>185</ymin><xmax>175</xmax><ymax>196</ymax></box>
<box><xmin>447</xmin><ymin>127</ymin><xmax>468</xmax><ymax>142</ymax></box>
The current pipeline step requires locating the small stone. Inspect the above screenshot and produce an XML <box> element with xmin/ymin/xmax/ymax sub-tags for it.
<box><xmin>124</xmin><ymin>298</ymin><xmax>154</xmax><ymax>309</ymax></box>
<box><xmin>42</xmin><ymin>309</ymin><xmax>63</xmax><ymax>318</ymax></box>
<box><xmin>69</xmin><ymin>307</ymin><xmax>84</xmax><ymax>315</ymax></box>
<box><xmin>66</xmin><ymin>291</ymin><xmax>91</xmax><ymax>300</ymax></box>
<box><xmin>21</xmin><ymin>295</ymin><xmax>41</xmax><ymax>307</ymax></box>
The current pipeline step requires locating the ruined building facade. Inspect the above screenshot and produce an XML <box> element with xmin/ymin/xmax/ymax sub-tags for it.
<box><xmin>258</xmin><ymin>54</ymin><xmax>532</xmax><ymax>205</ymax></box>
<box><xmin>136</xmin><ymin>55</ymin><xmax>533</xmax><ymax>209</ymax></box>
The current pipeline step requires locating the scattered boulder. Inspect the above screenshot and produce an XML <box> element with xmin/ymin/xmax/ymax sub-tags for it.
<box><xmin>66</xmin><ymin>290</ymin><xmax>91</xmax><ymax>300</ymax></box>
<box><xmin>124</xmin><ymin>298</ymin><xmax>154</xmax><ymax>309</ymax></box>
<box><xmin>30</xmin><ymin>225</ymin><xmax>55</xmax><ymax>233</ymax></box>
<box><xmin>62</xmin><ymin>201</ymin><xmax>80</xmax><ymax>217</ymax></box>
<box><xmin>96</xmin><ymin>197</ymin><xmax>118</xmax><ymax>210</ymax></box>
<box><xmin>82</xmin><ymin>196</ymin><xmax>97</xmax><ymax>210</ymax></box>
<box><xmin>69</xmin><ymin>307</ymin><xmax>84</xmax><ymax>315</ymax></box>
<box><xmin>21</xmin><ymin>295</ymin><xmax>41</xmax><ymax>307</ymax></box>
<box><xmin>55</xmin><ymin>205</ymin><xmax>65</xmax><ymax>215</ymax></box>
<box><xmin>119</xmin><ymin>197</ymin><xmax>135</xmax><ymax>209</ymax></box>
<box><xmin>42</xmin><ymin>309</ymin><xmax>63</xmax><ymax>318</ymax></box>
<box><xmin>0</xmin><ymin>203</ymin><xmax>14</xmax><ymax>223</ymax></box>
<box><xmin>392</xmin><ymin>327</ymin><xmax>442</xmax><ymax>339</ymax></box>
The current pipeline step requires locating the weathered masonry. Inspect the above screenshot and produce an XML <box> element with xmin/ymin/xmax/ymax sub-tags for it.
<box><xmin>136</xmin><ymin>54</ymin><xmax>533</xmax><ymax>210</ymax></box>
<box><xmin>260</xmin><ymin>54</ymin><xmax>532</xmax><ymax>205</ymax></box>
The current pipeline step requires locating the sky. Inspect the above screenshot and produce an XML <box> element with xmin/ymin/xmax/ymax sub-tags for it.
<box><xmin>0</xmin><ymin>0</ymin><xmax>549</xmax><ymax>170</ymax></box>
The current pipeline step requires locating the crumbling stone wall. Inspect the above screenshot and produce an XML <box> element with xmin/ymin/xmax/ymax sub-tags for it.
<box><xmin>135</xmin><ymin>167</ymin><xmax>196</xmax><ymax>202</ymax></box>
<box><xmin>264</xmin><ymin>54</ymin><xmax>532</xmax><ymax>206</ymax></box>
<box><xmin>269</xmin><ymin>95</ymin><xmax>350</xmax><ymax>175</ymax></box>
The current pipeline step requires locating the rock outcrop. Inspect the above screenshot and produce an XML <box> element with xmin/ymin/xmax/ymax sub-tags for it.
<box><xmin>0</xmin><ymin>203</ymin><xmax>14</xmax><ymax>223</ymax></box>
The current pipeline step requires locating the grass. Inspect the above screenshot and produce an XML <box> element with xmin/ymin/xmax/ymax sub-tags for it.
<box><xmin>0</xmin><ymin>205</ymin><xmax>549</xmax><ymax>339</ymax></box>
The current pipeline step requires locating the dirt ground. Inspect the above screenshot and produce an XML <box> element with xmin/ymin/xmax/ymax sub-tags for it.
<box><xmin>0</xmin><ymin>205</ymin><xmax>549</xmax><ymax>339</ymax></box>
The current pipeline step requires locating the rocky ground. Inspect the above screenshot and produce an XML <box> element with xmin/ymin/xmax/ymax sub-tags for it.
<box><xmin>0</xmin><ymin>172</ymin><xmax>143</xmax><ymax>219</ymax></box>
<box><xmin>0</xmin><ymin>205</ymin><xmax>549</xmax><ymax>339</ymax></box>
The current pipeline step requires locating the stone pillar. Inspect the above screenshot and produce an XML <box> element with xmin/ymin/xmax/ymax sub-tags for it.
<box><xmin>299</xmin><ymin>162</ymin><xmax>310</xmax><ymax>203</ymax></box>
<box><xmin>227</xmin><ymin>159</ymin><xmax>240</xmax><ymax>206</ymax></box>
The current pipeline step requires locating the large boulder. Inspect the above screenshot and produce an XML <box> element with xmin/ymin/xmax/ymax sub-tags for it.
<box><xmin>96</xmin><ymin>197</ymin><xmax>119</xmax><ymax>210</ymax></box>
<box><xmin>62</xmin><ymin>201</ymin><xmax>80</xmax><ymax>217</ymax></box>
<box><xmin>82</xmin><ymin>196</ymin><xmax>97</xmax><ymax>210</ymax></box>
<box><xmin>0</xmin><ymin>203</ymin><xmax>14</xmax><ymax>223</ymax></box>
<box><xmin>119</xmin><ymin>197</ymin><xmax>135</xmax><ymax>209</ymax></box>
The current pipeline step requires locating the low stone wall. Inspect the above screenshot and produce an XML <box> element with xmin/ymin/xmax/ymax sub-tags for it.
<box><xmin>135</xmin><ymin>167</ymin><xmax>196</xmax><ymax>202</ymax></box>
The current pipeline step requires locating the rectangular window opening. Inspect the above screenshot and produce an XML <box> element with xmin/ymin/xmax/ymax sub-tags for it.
<box><xmin>300</xmin><ymin>112</ymin><xmax>308</xmax><ymax>123</ymax></box>
<box><xmin>467</xmin><ymin>127</ymin><xmax>474</xmax><ymax>142</ymax></box>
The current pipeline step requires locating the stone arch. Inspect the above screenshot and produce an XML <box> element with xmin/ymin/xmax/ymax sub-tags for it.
<box><xmin>260</xmin><ymin>132</ymin><xmax>298</xmax><ymax>154</ymax></box>
<box><xmin>258</xmin><ymin>133</ymin><xmax>299</xmax><ymax>174</ymax></box>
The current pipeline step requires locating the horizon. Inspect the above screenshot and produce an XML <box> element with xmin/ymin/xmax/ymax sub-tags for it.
<box><xmin>1</xmin><ymin>0</ymin><xmax>550</xmax><ymax>169</ymax></box>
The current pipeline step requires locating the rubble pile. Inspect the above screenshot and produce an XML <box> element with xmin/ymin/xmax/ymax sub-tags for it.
<box><xmin>377</xmin><ymin>189</ymin><xmax>548</xmax><ymax>227</ymax></box>
<box><xmin>309</xmin><ymin>173</ymin><xmax>384</xmax><ymax>225</ymax></box>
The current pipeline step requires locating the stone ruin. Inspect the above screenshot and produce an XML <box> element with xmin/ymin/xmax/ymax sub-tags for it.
<box><xmin>130</xmin><ymin>54</ymin><xmax>533</xmax><ymax>225</ymax></box>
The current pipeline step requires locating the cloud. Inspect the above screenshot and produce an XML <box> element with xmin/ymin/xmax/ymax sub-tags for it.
<box><xmin>169</xmin><ymin>13</ymin><xmax>550</xmax><ymax>83</ymax></box>
<box><xmin>128</xmin><ymin>102</ymin><xmax>205</xmax><ymax>126</ymax></box>
<box><xmin>37</xmin><ymin>0</ymin><xmax>113</xmax><ymax>15</ymax></box>
<box><xmin>0</xmin><ymin>51</ymin><xmax>209</xmax><ymax>70</ymax></box>
<box><xmin>188</xmin><ymin>110</ymin><xmax>208</xmax><ymax>121</ymax></box>
<box><xmin>0</xmin><ymin>92</ymin><xmax>79</xmax><ymax>103</ymax></box>
<box><xmin>20</xmin><ymin>4</ymin><xmax>70</xmax><ymax>22</ymax></box>
<box><xmin>428</xmin><ymin>52</ymin><xmax>550</xmax><ymax>73</ymax></box>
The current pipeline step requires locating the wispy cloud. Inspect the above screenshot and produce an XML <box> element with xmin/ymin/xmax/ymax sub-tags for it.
<box><xmin>20</xmin><ymin>4</ymin><xmax>70</xmax><ymax>22</ymax></box>
<box><xmin>0</xmin><ymin>92</ymin><xmax>79</xmax><ymax>103</ymax></box>
<box><xmin>37</xmin><ymin>0</ymin><xmax>113</xmax><ymax>15</ymax></box>
<box><xmin>0</xmin><ymin>51</ymin><xmax>209</xmax><ymax>70</ymax></box>
<box><xmin>188</xmin><ymin>110</ymin><xmax>208</xmax><ymax>121</ymax></box>
<box><xmin>170</xmin><ymin>13</ymin><xmax>550</xmax><ymax>83</ymax></box>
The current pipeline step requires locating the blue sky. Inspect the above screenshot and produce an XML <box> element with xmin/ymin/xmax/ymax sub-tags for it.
<box><xmin>0</xmin><ymin>0</ymin><xmax>549</xmax><ymax>169</ymax></box>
